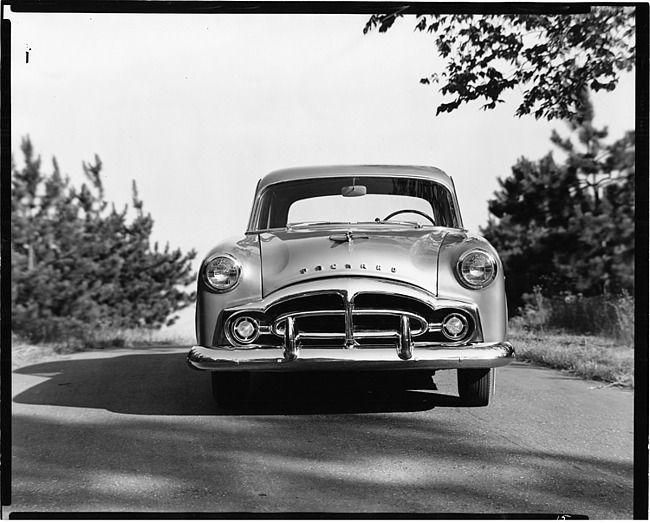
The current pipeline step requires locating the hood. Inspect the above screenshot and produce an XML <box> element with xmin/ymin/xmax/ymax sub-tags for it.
<box><xmin>258</xmin><ymin>226</ymin><xmax>452</xmax><ymax>297</ymax></box>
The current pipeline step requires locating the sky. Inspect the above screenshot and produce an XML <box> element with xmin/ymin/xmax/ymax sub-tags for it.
<box><xmin>6</xmin><ymin>8</ymin><xmax>636</xmax><ymax>333</ymax></box>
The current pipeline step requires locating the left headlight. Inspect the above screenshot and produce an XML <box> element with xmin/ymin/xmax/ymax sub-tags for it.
<box><xmin>456</xmin><ymin>249</ymin><xmax>497</xmax><ymax>289</ymax></box>
<box><xmin>204</xmin><ymin>254</ymin><xmax>242</xmax><ymax>292</ymax></box>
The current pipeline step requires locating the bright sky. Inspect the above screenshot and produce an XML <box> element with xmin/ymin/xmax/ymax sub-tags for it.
<box><xmin>8</xmin><ymin>10</ymin><xmax>636</xmax><ymax>266</ymax></box>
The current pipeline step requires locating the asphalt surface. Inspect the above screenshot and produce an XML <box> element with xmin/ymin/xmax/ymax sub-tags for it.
<box><xmin>6</xmin><ymin>347</ymin><xmax>635</xmax><ymax>518</ymax></box>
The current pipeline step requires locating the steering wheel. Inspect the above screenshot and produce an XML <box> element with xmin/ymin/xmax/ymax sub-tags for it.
<box><xmin>383</xmin><ymin>209</ymin><xmax>436</xmax><ymax>225</ymax></box>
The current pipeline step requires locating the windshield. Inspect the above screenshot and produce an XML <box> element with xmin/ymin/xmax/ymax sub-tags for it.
<box><xmin>249</xmin><ymin>176</ymin><xmax>461</xmax><ymax>230</ymax></box>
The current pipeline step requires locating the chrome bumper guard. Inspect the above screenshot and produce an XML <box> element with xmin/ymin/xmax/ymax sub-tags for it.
<box><xmin>187</xmin><ymin>341</ymin><xmax>515</xmax><ymax>372</ymax></box>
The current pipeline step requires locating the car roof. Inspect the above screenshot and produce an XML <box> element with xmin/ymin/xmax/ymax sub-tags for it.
<box><xmin>257</xmin><ymin>165</ymin><xmax>453</xmax><ymax>193</ymax></box>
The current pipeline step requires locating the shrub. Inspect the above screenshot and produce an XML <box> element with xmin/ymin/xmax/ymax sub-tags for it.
<box><xmin>514</xmin><ymin>287</ymin><xmax>634</xmax><ymax>344</ymax></box>
<box><xmin>12</xmin><ymin>138</ymin><xmax>197</xmax><ymax>345</ymax></box>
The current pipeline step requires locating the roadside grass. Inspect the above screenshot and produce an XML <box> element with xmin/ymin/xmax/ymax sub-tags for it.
<box><xmin>510</xmin><ymin>325</ymin><xmax>634</xmax><ymax>388</ymax></box>
<box><xmin>62</xmin><ymin>325</ymin><xmax>195</xmax><ymax>351</ymax></box>
<box><xmin>12</xmin><ymin>326</ymin><xmax>634</xmax><ymax>388</ymax></box>
<box><xmin>516</xmin><ymin>289</ymin><xmax>635</xmax><ymax>345</ymax></box>
<box><xmin>10</xmin><ymin>297</ymin><xmax>634</xmax><ymax>388</ymax></box>
<box><xmin>11</xmin><ymin>328</ymin><xmax>195</xmax><ymax>370</ymax></box>
<box><xmin>510</xmin><ymin>291</ymin><xmax>635</xmax><ymax>388</ymax></box>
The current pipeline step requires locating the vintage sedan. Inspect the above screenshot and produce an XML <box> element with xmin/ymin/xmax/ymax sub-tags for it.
<box><xmin>187</xmin><ymin>165</ymin><xmax>514</xmax><ymax>407</ymax></box>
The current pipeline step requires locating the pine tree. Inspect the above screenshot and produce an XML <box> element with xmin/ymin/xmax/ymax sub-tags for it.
<box><xmin>482</xmin><ymin>154</ymin><xmax>583</xmax><ymax>310</ymax></box>
<box><xmin>481</xmin><ymin>100</ymin><xmax>634</xmax><ymax>311</ymax></box>
<box><xmin>549</xmin><ymin>96</ymin><xmax>635</xmax><ymax>295</ymax></box>
<box><xmin>11</xmin><ymin>137</ymin><xmax>197</xmax><ymax>342</ymax></box>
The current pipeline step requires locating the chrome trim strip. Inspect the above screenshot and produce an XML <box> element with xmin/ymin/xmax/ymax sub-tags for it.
<box><xmin>212</xmin><ymin>336</ymin><xmax>475</xmax><ymax>351</ymax></box>
<box><xmin>271</xmin><ymin>310</ymin><xmax>341</xmax><ymax>335</ymax></box>
<box><xmin>271</xmin><ymin>309</ymin><xmax>429</xmax><ymax>338</ymax></box>
<box><xmin>220</xmin><ymin>281</ymin><xmax>449</xmax><ymax>316</ymax></box>
<box><xmin>293</xmin><ymin>331</ymin><xmax>402</xmax><ymax>340</ymax></box>
<box><xmin>187</xmin><ymin>341</ymin><xmax>515</xmax><ymax>372</ymax></box>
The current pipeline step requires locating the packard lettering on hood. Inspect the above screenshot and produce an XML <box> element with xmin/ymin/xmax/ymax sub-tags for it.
<box><xmin>258</xmin><ymin>228</ymin><xmax>446</xmax><ymax>297</ymax></box>
<box><xmin>188</xmin><ymin>165</ymin><xmax>514</xmax><ymax>408</ymax></box>
<box><xmin>298</xmin><ymin>263</ymin><xmax>398</xmax><ymax>273</ymax></box>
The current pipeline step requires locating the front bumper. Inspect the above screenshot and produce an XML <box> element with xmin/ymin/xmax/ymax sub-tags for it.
<box><xmin>187</xmin><ymin>341</ymin><xmax>514</xmax><ymax>372</ymax></box>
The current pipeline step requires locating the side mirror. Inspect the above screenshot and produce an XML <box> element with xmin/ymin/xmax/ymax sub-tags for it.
<box><xmin>341</xmin><ymin>185</ymin><xmax>367</xmax><ymax>197</ymax></box>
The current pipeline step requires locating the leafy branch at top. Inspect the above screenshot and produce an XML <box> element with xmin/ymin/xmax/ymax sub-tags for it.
<box><xmin>364</xmin><ymin>7</ymin><xmax>635</xmax><ymax>121</ymax></box>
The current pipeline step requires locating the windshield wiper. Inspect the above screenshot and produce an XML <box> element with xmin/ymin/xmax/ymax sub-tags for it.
<box><xmin>375</xmin><ymin>220</ymin><xmax>426</xmax><ymax>229</ymax></box>
<box><xmin>286</xmin><ymin>221</ymin><xmax>340</xmax><ymax>230</ymax></box>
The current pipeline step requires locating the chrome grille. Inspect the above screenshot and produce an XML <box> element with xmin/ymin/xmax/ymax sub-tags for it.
<box><xmin>222</xmin><ymin>292</ymin><xmax>479</xmax><ymax>353</ymax></box>
<box><xmin>272</xmin><ymin>309</ymin><xmax>428</xmax><ymax>340</ymax></box>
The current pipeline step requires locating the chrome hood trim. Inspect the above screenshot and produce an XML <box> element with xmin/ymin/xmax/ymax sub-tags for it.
<box><xmin>259</xmin><ymin>227</ymin><xmax>449</xmax><ymax>297</ymax></box>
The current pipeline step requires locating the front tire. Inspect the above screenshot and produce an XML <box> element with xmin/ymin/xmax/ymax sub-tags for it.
<box><xmin>211</xmin><ymin>371</ymin><xmax>250</xmax><ymax>408</ymax></box>
<box><xmin>457</xmin><ymin>368</ymin><xmax>493</xmax><ymax>406</ymax></box>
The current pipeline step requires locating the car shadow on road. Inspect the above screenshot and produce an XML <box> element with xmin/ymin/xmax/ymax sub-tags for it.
<box><xmin>13</xmin><ymin>349</ymin><xmax>468</xmax><ymax>416</ymax></box>
<box><xmin>224</xmin><ymin>370</ymin><xmax>467</xmax><ymax>414</ymax></box>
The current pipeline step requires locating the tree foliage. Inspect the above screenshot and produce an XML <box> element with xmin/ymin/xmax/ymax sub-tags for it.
<box><xmin>364</xmin><ymin>7</ymin><xmax>635</xmax><ymax>120</ymax></box>
<box><xmin>11</xmin><ymin>137</ymin><xmax>197</xmax><ymax>342</ymax></box>
<box><xmin>481</xmin><ymin>96</ymin><xmax>635</xmax><ymax>311</ymax></box>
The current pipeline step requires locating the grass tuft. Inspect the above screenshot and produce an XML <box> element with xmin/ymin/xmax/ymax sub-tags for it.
<box><xmin>510</xmin><ymin>325</ymin><xmax>634</xmax><ymax>388</ymax></box>
<box><xmin>512</xmin><ymin>290</ymin><xmax>635</xmax><ymax>344</ymax></box>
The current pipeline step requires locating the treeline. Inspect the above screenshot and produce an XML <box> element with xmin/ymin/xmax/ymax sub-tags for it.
<box><xmin>11</xmin><ymin>100</ymin><xmax>635</xmax><ymax>344</ymax></box>
<box><xmin>11</xmin><ymin>137</ymin><xmax>197</xmax><ymax>344</ymax></box>
<box><xmin>481</xmin><ymin>94</ymin><xmax>635</xmax><ymax>333</ymax></box>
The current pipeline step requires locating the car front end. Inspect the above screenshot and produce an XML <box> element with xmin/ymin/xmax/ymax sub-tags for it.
<box><xmin>187</xmin><ymin>165</ymin><xmax>514</xmax><ymax>406</ymax></box>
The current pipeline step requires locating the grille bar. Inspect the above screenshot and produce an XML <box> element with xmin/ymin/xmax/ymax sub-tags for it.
<box><xmin>272</xmin><ymin>308</ymin><xmax>429</xmax><ymax>360</ymax></box>
<box><xmin>272</xmin><ymin>309</ymin><xmax>428</xmax><ymax>337</ymax></box>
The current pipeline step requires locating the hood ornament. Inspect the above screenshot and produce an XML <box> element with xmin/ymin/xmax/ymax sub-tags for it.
<box><xmin>329</xmin><ymin>231</ymin><xmax>369</xmax><ymax>243</ymax></box>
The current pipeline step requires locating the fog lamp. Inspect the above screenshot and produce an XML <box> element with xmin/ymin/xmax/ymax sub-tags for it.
<box><xmin>231</xmin><ymin>316</ymin><xmax>259</xmax><ymax>344</ymax></box>
<box><xmin>442</xmin><ymin>313</ymin><xmax>469</xmax><ymax>340</ymax></box>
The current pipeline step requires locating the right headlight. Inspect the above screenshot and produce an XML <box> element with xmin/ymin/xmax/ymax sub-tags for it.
<box><xmin>456</xmin><ymin>249</ymin><xmax>497</xmax><ymax>289</ymax></box>
<box><xmin>204</xmin><ymin>254</ymin><xmax>242</xmax><ymax>292</ymax></box>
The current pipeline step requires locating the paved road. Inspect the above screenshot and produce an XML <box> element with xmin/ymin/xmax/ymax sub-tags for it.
<box><xmin>6</xmin><ymin>347</ymin><xmax>634</xmax><ymax>518</ymax></box>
